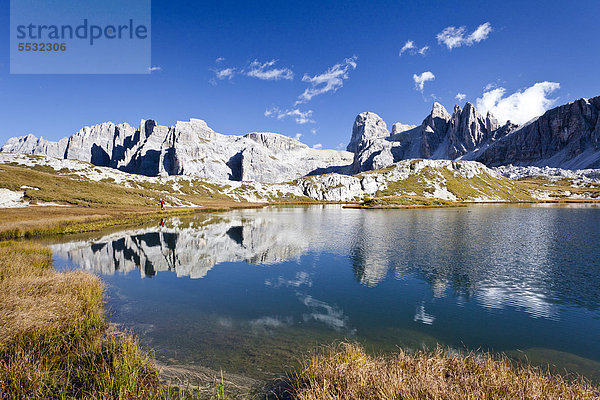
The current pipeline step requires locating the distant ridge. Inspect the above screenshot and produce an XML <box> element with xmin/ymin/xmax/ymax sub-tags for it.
<box><xmin>349</xmin><ymin>96</ymin><xmax>600</xmax><ymax>173</ymax></box>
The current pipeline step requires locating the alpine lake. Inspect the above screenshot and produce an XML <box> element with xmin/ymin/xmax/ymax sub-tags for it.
<box><xmin>43</xmin><ymin>204</ymin><xmax>600</xmax><ymax>384</ymax></box>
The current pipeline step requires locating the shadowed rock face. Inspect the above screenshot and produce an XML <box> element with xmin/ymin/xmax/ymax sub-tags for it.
<box><xmin>348</xmin><ymin>96</ymin><xmax>600</xmax><ymax>172</ymax></box>
<box><xmin>474</xmin><ymin>97</ymin><xmax>600</xmax><ymax>168</ymax></box>
<box><xmin>0</xmin><ymin>119</ymin><xmax>353</xmax><ymax>183</ymax></box>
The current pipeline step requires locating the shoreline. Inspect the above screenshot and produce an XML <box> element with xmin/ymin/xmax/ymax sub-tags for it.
<box><xmin>3</xmin><ymin>198</ymin><xmax>600</xmax><ymax>241</ymax></box>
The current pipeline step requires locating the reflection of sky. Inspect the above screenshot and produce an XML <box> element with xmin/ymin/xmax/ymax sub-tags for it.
<box><xmin>414</xmin><ymin>302</ymin><xmax>435</xmax><ymax>325</ymax></box>
<box><xmin>299</xmin><ymin>293</ymin><xmax>354</xmax><ymax>333</ymax></box>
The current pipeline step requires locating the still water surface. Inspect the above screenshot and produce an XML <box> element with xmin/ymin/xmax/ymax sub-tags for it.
<box><xmin>49</xmin><ymin>205</ymin><xmax>600</xmax><ymax>381</ymax></box>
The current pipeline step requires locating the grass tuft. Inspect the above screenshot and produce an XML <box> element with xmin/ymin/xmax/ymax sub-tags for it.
<box><xmin>290</xmin><ymin>342</ymin><xmax>600</xmax><ymax>400</ymax></box>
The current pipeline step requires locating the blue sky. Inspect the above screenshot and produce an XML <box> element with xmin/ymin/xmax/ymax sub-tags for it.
<box><xmin>0</xmin><ymin>0</ymin><xmax>599</xmax><ymax>150</ymax></box>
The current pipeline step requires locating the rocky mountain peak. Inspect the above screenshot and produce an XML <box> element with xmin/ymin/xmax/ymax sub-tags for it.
<box><xmin>2</xmin><ymin>95</ymin><xmax>600</xmax><ymax>183</ymax></box>
<box><xmin>0</xmin><ymin>117</ymin><xmax>353</xmax><ymax>182</ymax></box>
<box><xmin>445</xmin><ymin>101</ymin><xmax>500</xmax><ymax>159</ymax></box>
<box><xmin>346</xmin><ymin>112</ymin><xmax>389</xmax><ymax>153</ymax></box>
<box><xmin>431</xmin><ymin>102</ymin><xmax>451</xmax><ymax>120</ymax></box>
<box><xmin>476</xmin><ymin>95</ymin><xmax>600</xmax><ymax>168</ymax></box>
<box><xmin>462</xmin><ymin>101</ymin><xmax>475</xmax><ymax>112</ymax></box>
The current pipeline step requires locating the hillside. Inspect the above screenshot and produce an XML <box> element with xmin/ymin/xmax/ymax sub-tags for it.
<box><xmin>2</xmin><ymin>153</ymin><xmax>599</xmax><ymax>211</ymax></box>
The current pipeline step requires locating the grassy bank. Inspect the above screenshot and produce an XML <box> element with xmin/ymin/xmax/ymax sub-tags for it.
<box><xmin>0</xmin><ymin>207</ymin><xmax>205</xmax><ymax>241</ymax></box>
<box><xmin>0</xmin><ymin>241</ymin><xmax>190</xmax><ymax>399</ymax></box>
<box><xmin>290</xmin><ymin>342</ymin><xmax>600</xmax><ymax>400</ymax></box>
<box><xmin>0</xmin><ymin>202</ymin><xmax>265</xmax><ymax>241</ymax></box>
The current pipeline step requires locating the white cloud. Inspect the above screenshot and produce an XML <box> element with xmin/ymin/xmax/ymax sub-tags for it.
<box><xmin>214</xmin><ymin>67</ymin><xmax>236</xmax><ymax>80</ymax></box>
<box><xmin>413</xmin><ymin>71</ymin><xmax>435</xmax><ymax>92</ymax></box>
<box><xmin>310</xmin><ymin>128</ymin><xmax>317</xmax><ymax>135</ymax></box>
<box><xmin>265</xmin><ymin>107</ymin><xmax>315</xmax><ymax>124</ymax></box>
<box><xmin>148</xmin><ymin>66</ymin><xmax>161</xmax><ymax>72</ymax></box>
<box><xmin>484</xmin><ymin>82</ymin><xmax>497</xmax><ymax>91</ymax></box>
<box><xmin>455</xmin><ymin>92</ymin><xmax>467</xmax><ymax>101</ymax></box>
<box><xmin>312</xmin><ymin>143</ymin><xmax>322</xmax><ymax>149</ymax></box>
<box><xmin>296</xmin><ymin>56</ymin><xmax>357</xmax><ymax>104</ymax></box>
<box><xmin>294</xmin><ymin>133</ymin><xmax>302</xmax><ymax>141</ymax></box>
<box><xmin>399</xmin><ymin>40</ymin><xmax>415</xmax><ymax>55</ymax></box>
<box><xmin>264</xmin><ymin>271</ymin><xmax>312</xmax><ymax>288</ymax></box>
<box><xmin>400</xmin><ymin>40</ymin><xmax>429</xmax><ymax>56</ymax></box>
<box><xmin>211</xmin><ymin>59</ymin><xmax>294</xmax><ymax>83</ymax></box>
<box><xmin>245</xmin><ymin>59</ymin><xmax>294</xmax><ymax>81</ymax></box>
<box><xmin>475</xmin><ymin>81</ymin><xmax>560</xmax><ymax>125</ymax></box>
<box><xmin>470</xmin><ymin>22</ymin><xmax>493</xmax><ymax>43</ymax></box>
<box><xmin>437</xmin><ymin>22</ymin><xmax>492</xmax><ymax>50</ymax></box>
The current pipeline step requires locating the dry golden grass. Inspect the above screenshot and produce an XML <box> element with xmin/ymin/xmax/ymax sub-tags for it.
<box><xmin>291</xmin><ymin>342</ymin><xmax>600</xmax><ymax>400</ymax></box>
<box><xmin>0</xmin><ymin>241</ymin><xmax>196</xmax><ymax>399</ymax></box>
<box><xmin>0</xmin><ymin>253</ymin><xmax>102</xmax><ymax>345</ymax></box>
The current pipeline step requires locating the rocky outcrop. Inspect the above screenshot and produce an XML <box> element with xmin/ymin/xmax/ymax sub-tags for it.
<box><xmin>348</xmin><ymin>96</ymin><xmax>600</xmax><ymax>172</ymax></box>
<box><xmin>391</xmin><ymin>122</ymin><xmax>416</xmax><ymax>135</ymax></box>
<box><xmin>1</xmin><ymin>119</ymin><xmax>353</xmax><ymax>183</ymax></box>
<box><xmin>474</xmin><ymin>97</ymin><xmax>600</xmax><ymax>169</ymax></box>
<box><xmin>296</xmin><ymin>159</ymin><xmax>528</xmax><ymax>202</ymax></box>
<box><xmin>349</xmin><ymin>102</ymin><xmax>504</xmax><ymax>173</ymax></box>
<box><xmin>1</xmin><ymin>134</ymin><xmax>69</xmax><ymax>159</ymax></box>
<box><xmin>494</xmin><ymin>165</ymin><xmax>600</xmax><ymax>184</ymax></box>
<box><xmin>347</xmin><ymin>112</ymin><xmax>401</xmax><ymax>173</ymax></box>
<box><xmin>346</xmin><ymin>112</ymin><xmax>390</xmax><ymax>154</ymax></box>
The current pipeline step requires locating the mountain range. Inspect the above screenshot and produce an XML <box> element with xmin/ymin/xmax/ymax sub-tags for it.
<box><xmin>349</xmin><ymin>96</ymin><xmax>600</xmax><ymax>173</ymax></box>
<box><xmin>2</xmin><ymin>96</ymin><xmax>599</xmax><ymax>183</ymax></box>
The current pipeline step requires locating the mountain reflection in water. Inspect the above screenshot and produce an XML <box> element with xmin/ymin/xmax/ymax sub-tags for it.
<box><xmin>51</xmin><ymin>213</ymin><xmax>308</xmax><ymax>279</ymax></box>
<box><xmin>51</xmin><ymin>205</ymin><xmax>600</xmax><ymax>318</ymax></box>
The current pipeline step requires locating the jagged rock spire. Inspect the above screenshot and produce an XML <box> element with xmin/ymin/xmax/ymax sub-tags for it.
<box><xmin>346</xmin><ymin>112</ymin><xmax>389</xmax><ymax>153</ymax></box>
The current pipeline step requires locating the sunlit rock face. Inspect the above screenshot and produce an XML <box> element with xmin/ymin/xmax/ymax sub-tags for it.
<box><xmin>1</xmin><ymin>134</ymin><xmax>69</xmax><ymax>159</ymax></box>
<box><xmin>1</xmin><ymin>119</ymin><xmax>353</xmax><ymax>183</ymax></box>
